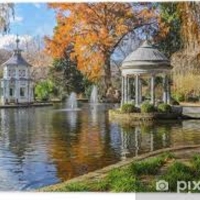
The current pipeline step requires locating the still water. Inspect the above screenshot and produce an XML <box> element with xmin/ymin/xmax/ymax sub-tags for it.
<box><xmin>0</xmin><ymin>103</ymin><xmax>200</xmax><ymax>191</ymax></box>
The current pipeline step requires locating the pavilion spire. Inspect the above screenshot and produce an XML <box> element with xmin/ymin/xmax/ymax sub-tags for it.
<box><xmin>16</xmin><ymin>34</ymin><xmax>20</xmax><ymax>50</ymax></box>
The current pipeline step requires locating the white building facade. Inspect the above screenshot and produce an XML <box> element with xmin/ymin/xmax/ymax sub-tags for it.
<box><xmin>1</xmin><ymin>37</ymin><xmax>34</xmax><ymax>104</ymax></box>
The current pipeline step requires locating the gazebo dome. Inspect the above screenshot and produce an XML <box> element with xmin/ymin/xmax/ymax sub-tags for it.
<box><xmin>121</xmin><ymin>40</ymin><xmax>172</xmax><ymax>73</ymax></box>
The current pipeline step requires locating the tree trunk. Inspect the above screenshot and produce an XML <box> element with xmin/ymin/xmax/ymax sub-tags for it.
<box><xmin>104</xmin><ymin>57</ymin><xmax>112</xmax><ymax>91</ymax></box>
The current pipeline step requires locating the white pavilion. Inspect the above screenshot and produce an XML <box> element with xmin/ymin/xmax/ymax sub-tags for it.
<box><xmin>0</xmin><ymin>36</ymin><xmax>34</xmax><ymax>104</ymax></box>
<box><xmin>120</xmin><ymin>40</ymin><xmax>173</xmax><ymax>107</ymax></box>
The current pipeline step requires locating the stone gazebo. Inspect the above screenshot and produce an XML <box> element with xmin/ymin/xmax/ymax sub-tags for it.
<box><xmin>1</xmin><ymin>36</ymin><xmax>34</xmax><ymax>105</ymax></box>
<box><xmin>120</xmin><ymin>40</ymin><xmax>173</xmax><ymax>107</ymax></box>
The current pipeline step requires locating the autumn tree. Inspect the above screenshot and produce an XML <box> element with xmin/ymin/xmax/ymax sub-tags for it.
<box><xmin>171</xmin><ymin>2</ymin><xmax>200</xmax><ymax>74</ymax></box>
<box><xmin>45</xmin><ymin>3</ymin><xmax>160</xmax><ymax>90</ymax></box>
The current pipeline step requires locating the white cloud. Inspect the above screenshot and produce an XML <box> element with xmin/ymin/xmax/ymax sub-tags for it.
<box><xmin>10</xmin><ymin>15</ymin><xmax>23</xmax><ymax>24</ymax></box>
<box><xmin>33</xmin><ymin>3</ymin><xmax>42</xmax><ymax>9</ymax></box>
<box><xmin>0</xmin><ymin>34</ymin><xmax>33</xmax><ymax>50</ymax></box>
<box><xmin>35</xmin><ymin>24</ymin><xmax>54</xmax><ymax>37</ymax></box>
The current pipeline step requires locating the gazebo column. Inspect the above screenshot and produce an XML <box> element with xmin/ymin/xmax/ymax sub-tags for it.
<box><xmin>29</xmin><ymin>82</ymin><xmax>33</xmax><ymax>102</ymax></box>
<box><xmin>167</xmin><ymin>77</ymin><xmax>171</xmax><ymax>104</ymax></box>
<box><xmin>135</xmin><ymin>74</ymin><xmax>140</xmax><ymax>107</ymax></box>
<box><xmin>6</xmin><ymin>81</ymin><xmax>9</xmax><ymax>103</ymax></box>
<box><xmin>127</xmin><ymin>76</ymin><xmax>130</xmax><ymax>102</ymax></box>
<box><xmin>124</xmin><ymin>75</ymin><xmax>130</xmax><ymax>103</ymax></box>
<box><xmin>150</xmin><ymin>74</ymin><xmax>155</xmax><ymax>105</ymax></box>
<box><xmin>124</xmin><ymin>75</ymin><xmax>128</xmax><ymax>103</ymax></box>
<box><xmin>15</xmin><ymin>80</ymin><xmax>19</xmax><ymax>103</ymax></box>
<box><xmin>121</xmin><ymin>76</ymin><xmax>124</xmax><ymax>106</ymax></box>
<box><xmin>2</xmin><ymin>80</ymin><xmax>6</xmax><ymax>104</ymax></box>
<box><xmin>163</xmin><ymin>74</ymin><xmax>169</xmax><ymax>104</ymax></box>
<box><xmin>139</xmin><ymin>78</ymin><xmax>142</xmax><ymax>104</ymax></box>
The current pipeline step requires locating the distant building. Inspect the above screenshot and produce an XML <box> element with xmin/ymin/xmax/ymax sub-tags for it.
<box><xmin>0</xmin><ymin>36</ymin><xmax>34</xmax><ymax>104</ymax></box>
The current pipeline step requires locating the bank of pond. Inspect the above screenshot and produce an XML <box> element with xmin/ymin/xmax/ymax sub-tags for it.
<box><xmin>109</xmin><ymin>102</ymin><xmax>200</xmax><ymax>125</ymax></box>
<box><xmin>40</xmin><ymin>146</ymin><xmax>200</xmax><ymax>192</ymax></box>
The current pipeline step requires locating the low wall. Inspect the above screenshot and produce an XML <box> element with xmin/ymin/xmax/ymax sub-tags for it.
<box><xmin>109</xmin><ymin>109</ymin><xmax>181</xmax><ymax>125</ymax></box>
<box><xmin>182</xmin><ymin>106</ymin><xmax>200</xmax><ymax>118</ymax></box>
<box><xmin>0</xmin><ymin>102</ymin><xmax>53</xmax><ymax>108</ymax></box>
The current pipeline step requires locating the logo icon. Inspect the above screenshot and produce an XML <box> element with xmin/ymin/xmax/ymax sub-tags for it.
<box><xmin>156</xmin><ymin>180</ymin><xmax>169</xmax><ymax>191</ymax></box>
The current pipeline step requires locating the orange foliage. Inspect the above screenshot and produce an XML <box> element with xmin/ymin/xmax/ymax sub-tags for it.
<box><xmin>45</xmin><ymin>3</ymin><xmax>158</xmax><ymax>82</ymax></box>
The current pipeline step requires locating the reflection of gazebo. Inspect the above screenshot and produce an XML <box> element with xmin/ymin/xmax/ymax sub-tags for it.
<box><xmin>120</xmin><ymin>40</ymin><xmax>173</xmax><ymax>107</ymax></box>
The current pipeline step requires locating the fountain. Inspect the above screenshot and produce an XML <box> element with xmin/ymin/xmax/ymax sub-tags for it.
<box><xmin>90</xmin><ymin>85</ymin><xmax>98</xmax><ymax>104</ymax></box>
<box><xmin>67</xmin><ymin>92</ymin><xmax>78</xmax><ymax>109</ymax></box>
<box><xmin>89</xmin><ymin>85</ymin><xmax>99</xmax><ymax>124</ymax></box>
<box><xmin>55</xmin><ymin>92</ymin><xmax>80</xmax><ymax>112</ymax></box>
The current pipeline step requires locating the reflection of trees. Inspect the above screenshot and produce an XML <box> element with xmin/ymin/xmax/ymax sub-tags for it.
<box><xmin>52</xmin><ymin>110</ymin><xmax>81</xmax><ymax>136</ymax></box>
<box><xmin>140</xmin><ymin>123</ymin><xmax>172</xmax><ymax>152</ymax></box>
<box><xmin>170</xmin><ymin>120</ymin><xmax>200</xmax><ymax>146</ymax></box>
<box><xmin>49</xmin><ymin>106</ymin><xmax>108</xmax><ymax>181</ymax></box>
<box><xmin>99</xmin><ymin>119</ymin><xmax>120</xmax><ymax>164</ymax></box>
<box><xmin>89</xmin><ymin>104</ymin><xmax>111</xmax><ymax>126</ymax></box>
<box><xmin>67</xmin><ymin>111</ymin><xmax>78</xmax><ymax>132</ymax></box>
<box><xmin>89</xmin><ymin>105</ymin><xmax>98</xmax><ymax>126</ymax></box>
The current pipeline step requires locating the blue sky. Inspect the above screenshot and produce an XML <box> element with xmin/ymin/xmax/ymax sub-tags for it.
<box><xmin>10</xmin><ymin>3</ymin><xmax>56</xmax><ymax>37</ymax></box>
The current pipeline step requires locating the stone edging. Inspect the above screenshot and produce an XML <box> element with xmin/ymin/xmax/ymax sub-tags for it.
<box><xmin>108</xmin><ymin>110</ymin><xmax>181</xmax><ymax>125</ymax></box>
<box><xmin>0</xmin><ymin>103</ymin><xmax>53</xmax><ymax>108</ymax></box>
<box><xmin>39</xmin><ymin>144</ymin><xmax>200</xmax><ymax>191</ymax></box>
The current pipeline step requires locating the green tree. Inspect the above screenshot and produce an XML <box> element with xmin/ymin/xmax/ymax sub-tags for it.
<box><xmin>50</xmin><ymin>57</ymin><xmax>92</xmax><ymax>97</ymax></box>
<box><xmin>157</xmin><ymin>2</ymin><xmax>183</xmax><ymax>57</ymax></box>
<box><xmin>34</xmin><ymin>80</ymin><xmax>54</xmax><ymax>101</ymax></box>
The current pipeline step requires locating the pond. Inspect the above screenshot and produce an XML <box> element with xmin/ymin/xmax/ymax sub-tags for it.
<box><xmin>0</xmin><ymin>103</ymin><xmax>200</xmax><ymax>191</ymax></box>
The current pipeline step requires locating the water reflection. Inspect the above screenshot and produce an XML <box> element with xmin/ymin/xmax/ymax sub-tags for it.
<box><xmin>119</xmin><ymin>122</ymin><xmax>175</xmax><ymax>159</ymax></box>
<box><xmin>67</xmin><ymin>111</ymin><xmax>78</xmax><ymax>132</ymax></box>
<box><xmin>49</xmin><ymin>104</ymin><xmax>115</xmax><ymax>181</ymax></box>
<box><xmin>90</xmin><ymin>104</ymin><xmax>98</xmax><ymax>126</ymax></box>
<box><xmin>0</xmin><ymin>108</ymin><xmax>58</xmax><ymax>190</ymax></box>
<box><xmin>0</xmin><ymin>104</ymin><xmax>199</xmax><ymax>191</ymax></box>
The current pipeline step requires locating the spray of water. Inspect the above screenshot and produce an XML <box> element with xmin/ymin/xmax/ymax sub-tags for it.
<box><xmin>67</xmin><ymin>92</ymin><xmax>78</xmax><ymax>109</ymax></box>
<box><xmin>90</xmin><ymin>85</ymin><xmax>98</xmax><ymax>104</ymax></box>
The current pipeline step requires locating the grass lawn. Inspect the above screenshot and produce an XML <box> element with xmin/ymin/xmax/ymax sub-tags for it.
<box><xmin>41</xmin><ymin>151</ymin><xmax>200</xmax><ymax>192</ymax></box>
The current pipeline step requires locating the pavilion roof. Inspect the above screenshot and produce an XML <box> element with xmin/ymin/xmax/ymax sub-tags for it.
<box><xmin>121</xmin><ymin>40</ymin><xmax>171</xmax><ymax>70</ymax></box>
<box><xmin>2</xmin><ymin>50</ymin><xmax>31</xmax><ymax>67</ymax></box>
<box><xmin>1</xmin><ymin>36</ymin><xmax>31</xmax><ymax>67</ymax></box>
